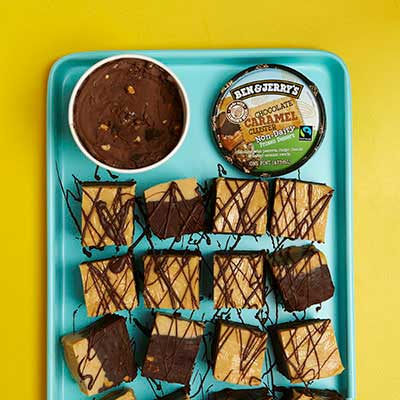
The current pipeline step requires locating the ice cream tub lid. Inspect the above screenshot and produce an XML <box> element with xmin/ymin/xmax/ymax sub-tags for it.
<box><xmin>211</xmin><ymin>64</ymin><xmax>326</xmax><ymax>177</ymax></box>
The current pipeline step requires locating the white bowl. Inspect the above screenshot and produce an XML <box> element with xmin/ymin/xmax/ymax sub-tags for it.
<box><xmin>68</xmin><ymin>54</ymin><xmax>190</xmax><ymax>174</ymax></box>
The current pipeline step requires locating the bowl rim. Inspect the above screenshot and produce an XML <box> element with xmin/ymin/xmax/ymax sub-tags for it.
<box><xmin>68</xmin><ymin>53</ymin><xmax>190</xmax><ymax>174</ymax></box>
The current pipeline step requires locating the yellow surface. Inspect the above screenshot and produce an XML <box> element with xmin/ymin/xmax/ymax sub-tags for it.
<box><xmin>0</xmin><ymin>1</ymin><xmax>399</xmax><ymax>399</ymax></box>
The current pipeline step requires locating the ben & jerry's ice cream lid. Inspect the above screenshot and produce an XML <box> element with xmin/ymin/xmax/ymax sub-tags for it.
<box><xmin>211</xmin><ymin>64</ymin><xmax>326</xmax><ymax>177</ymax></box>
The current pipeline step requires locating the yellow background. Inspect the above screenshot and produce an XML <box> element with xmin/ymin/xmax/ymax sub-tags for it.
<box><xmin>1</xmin><ymin>1</ymin><xmax>399</xmax><ymax>399</ymax></box>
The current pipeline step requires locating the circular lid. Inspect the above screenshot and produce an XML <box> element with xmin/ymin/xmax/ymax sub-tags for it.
<box><xmin>211</xmin><ymin>64</ymin><xmax>326</xmax><ymax>177</ymax></box>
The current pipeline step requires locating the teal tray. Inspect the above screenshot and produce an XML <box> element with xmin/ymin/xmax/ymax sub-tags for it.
<box><xmin>47</xmin><ymin>49</ymin><xmax>354</xmax><ymax>400</ymax></box>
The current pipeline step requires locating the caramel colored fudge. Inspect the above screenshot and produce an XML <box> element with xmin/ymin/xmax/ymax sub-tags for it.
<box><xmin>143</xmin><ymin>251</ymin><xmax>201</xmax><ymax>309</ymax></box>
<box><xmin>159</xmin><ymin>389</ymin><xmax>190</xmax><ymax>400</ymax></box>
<box><xmin>210</xmin><ymin>388</ymin><xmax>272</xmax><ymax>400</ymax></box>
<box><xmin>270</xmin><ymin>319</ymin><xmax>344</xmax><ymax>383</ymax></box>
<box><xmin>100</xmin><ymin>388</ymin><xmax>136</xmax><ymax>400</ymax></box>
<box><xmin>81</xmin><ymin>182</ymin><xmax>135</xmax><ymax>247</ymax></box>
<box><xmin>61</xmin><ymin>315</ymin><xmax>136</xmax><ymax>396</ymax></box>
<box><xmin>213</xmin><ymin>252</ymin><xmax>265</xmax><ymax>309</ymax></box>
<box><xmin>213</xmin><ymin>321</ymin><xmax>267</xmax><ymax>386</ymax></box>
<box><xmin>213</xmin><ymin>178</ymin><xmax>268</xmax><ymax>235</ymax></box>
<box><xmin>270</xmin><ymin>179</ymin><xmax>333</xmax><ymax>243</ymax></box>
<box><xmin>80</xmin><ymin>254</ymin><xmax>138</xmax><ymax>317</ymax></box>
<box><xmin>144</xmin><ymin>178</ymin><xmax>205</xmax><ymax>239</ymax></box>
<box><xmin>267</xmin><ymin>245</ymin><xmax>334</xmax><ymax>312</ymax></box>
<box><xmin>283</xmin><ymin>387</ymin><xmax>343</xmax><ymax>400</ymax></box>
<box><xmin>142</xmin><ymin>313</ymin><xmax>204</xmax><ymax>384</ymax></box>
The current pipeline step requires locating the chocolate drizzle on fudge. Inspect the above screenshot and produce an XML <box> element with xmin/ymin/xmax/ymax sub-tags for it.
<box><xmin>80</xmin><ymin>254</ymin><xmax>138</xmax><ymax>317</ymax></box>
<box><xmin>213</xmin><ymin>251</ymin><xmax>265</xmax><ymax>309</ymax></box>
<box><xmin>62</xmin><ymin>315</ymin><xmax>136</xmax><ymax>395</ymax></box>
<box><xmin>81</xmin><ymin>182</ymin><xmax>135</xmax><ymax>247</ymax></box>
<box><xmin>145</xmin><ymin>178</ymin><xmax>205</xmax><ymax>239</ymax></box>
<box><xmin>142</xmin><ymin>313</ymin><xmax>204</xmax><ymax>385</ymax></box>
<box><xmin>270</xmin><ymin>179</ymin><xmax>333</xmax><ymax>243</ymax></box>
<box><xmin>267</xmin><ymin>245</ymin><xmax>334</xmax><ymax>312</ymax></box>
<box><xmin>73</xmin><ymin>58</ymin><xmax>185</xmax><ymax>170</ymax></box>
<box><xmin>213</xmin><ymin>321</ymin><xmax>268</xmax><ymax>385</ymax></box>
<box><xmin>283</xmin><ymin>387</ymin><xmax>344</xmax><ymax>400</ymax></box>
<box><xmin>143</xmin><ymin>250</ymin><xmax>201</xmax><ymax>309</ymax></box>
<box><xmin>213</xmin><ymin>178</ymin><xmax>268</xmax><ymax>235</ymax></box>
<box><xmin>270</xmin><ymin>319</ymin><xmax>344</xmax><ymax>383</ymax></box>
<box><xmin>158</xmin><ymin>388</ymin><xmax>190</xmax><ymax>400</ymax></box>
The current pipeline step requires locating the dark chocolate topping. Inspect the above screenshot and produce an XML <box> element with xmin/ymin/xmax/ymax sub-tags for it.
<box><xmin>159</xmin><ymin>388</ymin><xmax>189</xmax><ymax>400</ymax></box>
<box><xmin>142</xmin><ymin>315</ymin><xmax>203</xmax><ymax>385</ymax></box>
<box><xmin>210</xmin><ymin>388</ymin><xmax>272</xmax><ymax>400</ymax></box>
<box><xmin>77</xmin><ymin>315</ymin><xmax>136</xmax><ymax>392</ymax></box>
<box><xmin>73</xmin><ymin>58</ymin><xmax>184</xmax><ymax>169</ymax></box>
<box><xmin>146</xmin><ymin>181</ymin><xmax>205</xmax><ymax>239</ymax></box>
<box><xmin>143</xmin><ymin>334</ymin><xmax>202</xmax><ymax>385</ymax></box>
<box><xmin>284</xmin><ymin>387</ymin><xmax>344</xmax><ymax>400</ymax></box>
<box><xmin>100</xmin><ymin>389</ymin><xmax>133</xmax><ymax>400</ymax></box>
<box><xmin>267</xmin><ymin>245</ymin><xmax>334</xmax><ymax>312</ymax></box>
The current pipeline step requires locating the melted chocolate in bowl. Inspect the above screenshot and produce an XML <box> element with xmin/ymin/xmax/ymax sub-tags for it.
<box><xmin>73</xmin><ymin>58</ymin><xmax>185</xmax><ymax>170</ymax></box>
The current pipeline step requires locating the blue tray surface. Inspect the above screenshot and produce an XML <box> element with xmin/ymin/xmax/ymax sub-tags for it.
<box><xmin>47</xmin><ymin>49</ymin><xmax>354</xmax><ymax>400</ymax></box>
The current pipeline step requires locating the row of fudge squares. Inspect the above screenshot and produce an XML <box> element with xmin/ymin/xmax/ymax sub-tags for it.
<box><xmin>80</xmin><ymin>245</ymin><xmax>334</xmax><ymax>317</ymax></box>
<box><xmin>100</xmin><ymin>387</ymin><xmax>343</xmax><ymax>400</ymax></box>
<box><xmin>81</xmin><ymin>177</ymin><xmax>334</xmax><ymax>247</ymax></box>
<box><xmin>62</xmin><ymin>313</ymin><xmax>344</xmax><ymax>397</ymax></box>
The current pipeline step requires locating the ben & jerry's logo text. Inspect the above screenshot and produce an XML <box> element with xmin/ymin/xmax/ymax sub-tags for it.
<box><xmin>231</xmin><ymin>80</ymin><xmax>304</xmax><ymax>100</ymax></box>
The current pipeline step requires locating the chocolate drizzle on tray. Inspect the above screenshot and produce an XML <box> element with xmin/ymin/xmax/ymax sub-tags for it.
<box><xmin>58</xmin><ymin>161</ymin><xmax>341</xmax><ymax>399</ymax></box>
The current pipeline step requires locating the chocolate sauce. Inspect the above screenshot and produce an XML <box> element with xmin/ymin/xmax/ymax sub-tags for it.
<box><xmin>217</xmin><ymin>163</ymin><xmax>227</xmax><ymax>177</ymax></box>
<box><xmin>72</xmin><ymin>303</ymin><xmax>83</xmax><ymax>334</ymax></box>
<box><xmin>73</xmin><ymin>58</ymin><xmax>184</xmax><ymax>170</ymax></box>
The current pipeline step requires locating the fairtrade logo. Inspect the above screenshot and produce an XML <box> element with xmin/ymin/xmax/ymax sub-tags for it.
<box><xmin>299</xmin><ymin>125</ymin><xmax>313</xmax><ymax>141</ymax></box>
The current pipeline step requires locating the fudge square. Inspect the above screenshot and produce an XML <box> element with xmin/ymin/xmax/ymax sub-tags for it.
<box><xmin>80</xmin><ymin>253</ymin><xmax>138</xmax><ymax>317</ymax></box>
<box><xmin>143</xmin><ymin>251</ymin><xmax>201</xmax><ymax>309</ymax></box>
<box><xmin>144</xmin><ymin>178</ymin><xmax>205</xmax><ymax>239</ymax></box>
<box><xmin>213</xmin><ymin>252</ymin><xmax>265</xmax><ymax>309</ymax></box>
<box><xmin>142</xmin><ymin>313</ymin><xmax>204</xmax><ymax>384</ymax></box>
<box><xmin>100</xmin><ymin>389</ymin><xmax>136</xmax><ymax>400</ymax></box>
<box><xmin>81</xmin><ymin>182</ymin><xmax>135</xmax><ymax>247</ymax></box>
<box><xmin>283</xmin><ymin>387</ymin><xmax>343</xmax><ymax>400</ymax></box>
<box><xmin>267</xmin><ymin>245</ymin><xmax>334</xmax><ymax>312</ymax></box>
<box><xmin>270</xmin><ymin>179</ymin><xmax>334</xmax><ymax>242</ymax></box>
<box><xmin>210</xmin><ymin>388</ymin><xmax>272</xmax><ymax>400</ymax></box>
<box><xmin>270</xmin><ymin>319</ymin><xmax>344</xmax><ymax>383</ymax></box>
<box><xmin>61</xmin><ymin>314</ymin><xmax>136</xmax><ymax>396</ymax></box>
<box><xmin>213</xmin><ymin>321</ymin><xmax>267</xmax><ymax>386</ymax></box>
<box><xmin>213</xmin><ymin>178</ymin><xmax>268</xmax><ymax>235</ymax></box>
